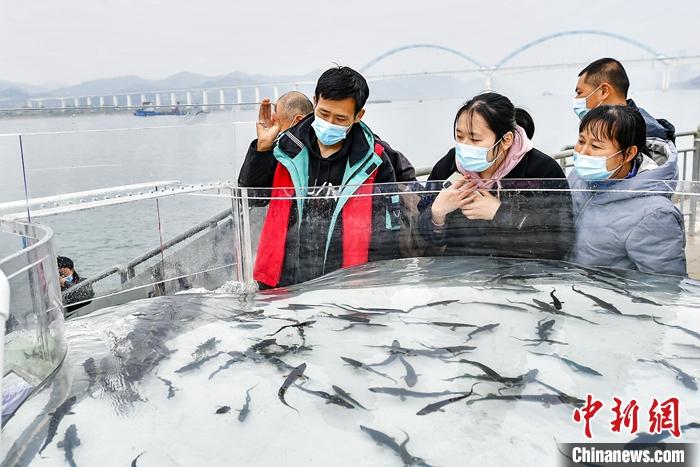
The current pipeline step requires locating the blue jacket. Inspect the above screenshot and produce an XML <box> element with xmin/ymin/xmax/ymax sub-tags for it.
<box><xmin>569</xmin><ymin>142</ymin><xmax>687</xmax><ymax>276</ymax></box>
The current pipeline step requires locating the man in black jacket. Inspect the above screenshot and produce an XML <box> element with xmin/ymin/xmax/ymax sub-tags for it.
<box><xmin>237</xmin><ymin>66</ymin><xmax>402</xmax><ymax>288</ymax></box>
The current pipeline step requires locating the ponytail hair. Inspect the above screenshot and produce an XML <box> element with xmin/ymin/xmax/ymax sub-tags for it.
<box><xmin>454</xmin><ymin>91</ymin><xmax>534</xmax><ymax>141</ymax></box>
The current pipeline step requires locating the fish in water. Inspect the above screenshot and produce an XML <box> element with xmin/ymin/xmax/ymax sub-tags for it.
<box><xmin>192</xmin><ymin>337</ymin><xmax>221</xmax><ymax>359</ymax></box>
<box><xmin>321</xmin><ymin>312</ymin><xmax>371</xmax><ymax>323</ymax></box>
<box><xmin>528</xmin><ymin>351</ymin><xmax>603</xmax><ymax>376</ymax></box>
<box><xmin>368</xmin><ymin>387</ymin><xmax>462</xmax><ymax>401</ymax></box>
<box><xmin>131</xmin><ymin>452</ymin><xmax>145</xmax><ymax>467</ymax></box>
<box><xmin>332</xmin><ymin>385</ymin><xmax>368</xmax><ymax>410</ymax></box>
<box><xmin>215</xmin><ymin>406</ymin><xmax>231</xmax><ymax>414</ymax></box>
<box><xmin>268</xmin><ymin>320</ymin><xmax>317</xmax><ymax>336</ymax></box>
<box><xmin>400</xmin><ymin>319</ymin><xmax>476</xmax><ymax>331</ymax></box>
<box><xmin>332</xmin><ymin>323</ymin><xmax>387</xmax><ymax>332</ymax></box>
<box><xmin>327</xmin><ymin>303</ymin><xmax>407</xmax><ymax>314</ymax></box>
<box><xmin>208</xmin><ymin>351</ymin><xmax>247</xmax><ymax>380</ymax></box>
<box><xmin>467</xmin><ymin>393</ymin><xmax>585</xmax><ymax>408</ymax></box>
<box><xmin>446</xmin><ymin>361</ymin><xmax>539</xmax><ymax>388</ymax></box>
<box><xmin>549</xmin><ymin>289</ymin><xmax>563</xmax><ymax>310</ymax></box>
<box><xmin>398</xmin><ymin>431</ymin><xmax>432</xmax><ymax>467</ymax></box>
<box><xmin>237</xmin><ymin>385</ymin><xmax>257</xmax><ymax>422</ymax></box>
<box><xmin>638</xmin><ymin>359</ymin><xmax>697</xmax><ymax>391</ymax></box>
<box><xmin>417</xmin><ymin>343</ymin><xmax>476</xmax><ymax>358</ymax></box>
<box><xmin>416</xmin><ymin>383</ymin><xmax>480</xmax><ymax>416</ymax></box>
<box><xmin>236</xmin><ymin>323</ymin><xmax>263</xmax><ymax>329</ymax></box>
<box><xmin>571</xmin><ymin>285</ymin><xmax>622</xmax><ymax>315</ymax></box>
<box><xmin>175</xmin><ymin>351</ymin><xmax>224</xmax><ymax>374</ymax></box>
<box><xmin>399</xmin><ymin>356</ymin><xmax>418</xmax><ymax>388</ymax></box>
<box><xmin>157</xmin><ymin>376</ymin><xmax>179</xmax><ymax>399</ymax></box>
<box><xmin>82</xmin><ymin>357</ymin><xmax>98</xmax><ymax>396</ymax></box>
<box><xmin>280</xmin><ymin>304</ymin><xmax>316</xmax><ymax>311</ymax></box>
<box><xmin>278</xmin><ymin>362</ymin><xmax>307</xmax><ymax>412</ymax></box>
<box><xmin>39</xmin><ymin>395</ymin><xmax>77</xmax><ymax>455</ymax></box>
<box><xmin>508</xmin><ymin>298</ymin><xmax>598</xmax><ymax>324</ymax></box>
<box><xmin>57</xmin><ymin>424</ymin><xmax>80</xmax><ymax>467</ymax></box>
<box><xmin>470</xmin><ymin>301</ymin><xmax>530</xmax><ymax>312</ymax></box>
<box><xmin>407</xmin><ymin>300</ymin><xmax>459</xmax><ymax>312</ymax></box>
<box><xmin>360</xmin><ymin>425</ymin><xmax>431</xmax><ymax>467</ymax></box>
<box><xmin>466</xmin><ymin>323</ymin><xmax>500</xmax><ymax>342</ymax></box>
<box><xmin>653</xmin><ymin>318</ymin><xmax>700</xmax><ymax>342</ymax></box>
<box><xmin>296</xmin><ymin>384</ymin><xmax>355</xmax><ymax>409</ymax></box>
<box><xmin>340</xmin><ymin>357</ymin><xmax>397</xmax><ymax>383</ymax></box>
<box><xmin>537</xmin><ymin>318</ymin><xmax>555</xmax><ymax>341</ymax></box>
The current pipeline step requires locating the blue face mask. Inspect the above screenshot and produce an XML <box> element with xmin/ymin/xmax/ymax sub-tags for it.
<box><xmin>311</xmin><ymin>115</ymin><xmax>352</xmax><ymax>146</ymax></box>
<box><xmin>573</xmin><ymin>149</ymin><xmax>623</xmax><ymax>181</ymax></box>
<box><xmin>572</xmin><ymin>84</ymin><xmax>603</xmax><ymax>120</ymax></box>
<box><xmin>64</xmin><ymin>274</ymin><xmax>74</xmax><ymax>284</ymax></box>
<box><xmin>455</xmin><ymin>139</ymin><xmax>503</xmax><ymax>173</ymax></box>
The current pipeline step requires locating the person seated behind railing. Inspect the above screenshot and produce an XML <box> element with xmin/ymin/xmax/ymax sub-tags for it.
<box><xmin>236</xmin><ymin>66</ymin><xmax>403</xmax><ymax>289</ymax></box>
<box><xmin>57</xmin><ymin>255</ymin><xmax>94</xmax><ymax>315</ymax></box>
<box><xmin>569</xmin><ymin>105</ymin><xmax>686</xmax><ymax>276</ymax></box>
<box><xmin>573</xmin><ymin>58</ymin><xmax>676</xmax><ymax>165</ymax></box>
<box><xmin>418</xmin><ymin>91</ymin><xmax>574</xmax><ymax>260</ymax></box>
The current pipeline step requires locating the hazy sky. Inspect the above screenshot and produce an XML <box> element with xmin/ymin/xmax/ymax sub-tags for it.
<box><xmin>1</xmin><ymin>0</ymin><xmax>698</xmax><ymax>86</ymax></box>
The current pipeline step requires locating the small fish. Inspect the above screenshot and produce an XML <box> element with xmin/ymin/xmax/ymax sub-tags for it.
<box><xmin>446</xmin><ymin>362</ymin><xmax>538</xmax><ymax>387</ymax></box>
<box><xmin>332</xmin><ymin>323</ymin><xmax>387</xmax><ymax>332</ymax></box>
<box><xmin>417</xmin><ymin>343</ymin><xmax>476</xmax><ymax>357</ymax></box>
<box><xmin>131</xmin><ymin>452</ymin><xmax>145</xmax><ymax>467</ymax></box>
<box><xmin>399</xmin><ymin>356</ymin><xmax>418</xmax><ymax>387</ymax></box>
<box><xmin>549</xmin><ymin>289</ymin><xmax>563</xmax><ymax>310</ymax></box>
<box><xmin>268</xmin><ymin>320</ymin><xmax>316</xmax><ymax>336</ymax></box>
<box><xmin>470</xmin><ymin>301</ymin><xmax>530</xmax><ymax>312</ymax></box>
<box><xmin>528</xmin><ymin>351</ymin><xmax>603</xmax><ymax>376</ymax></box>
<box><xmin>416</xmin><ymin>383</ymin><xmax>480</xmax><ymax>416</ymax></box>
<box><xmin>508</xmin><ymin>299</ymin><xmax>598</xmax><ymax>324</ymax></box>
<box><xmin>192</xmin><ymin>337</ymin><xmax>221</xmax><ymax>359</ymax></box>
<box><xmin>368</xmin><ymin>387</ymin><xmax>462</xmax><ymax>401</ymax></box>
<box><xmin>402</xmin><ymin>320</ymin><xmax>476</xmax><ymax>331</ymax></box>
<box><xmin>583</xmin><ymin>274</ymin><xmax>662</xmax><ymax>306</ymax></box>
<box><xmin>57</xmin><ymin>424</ymin><xmax>80</xmax><ymax>467</ymax></box>
<box><xmin>296</xmin><ymin>384</ymin><xmax>354</xmax><ymax>409</ymax></box>
<box><xmin>39</xmin><ymin>395</ymin><xmax>77</xmax><ymax>455</ymax></box>
<box><xmin>321</xmin><ymin>312</ymin><xmax>371</xmax><ymax>323</ymax></box>
<box><xmin>537</xmin><ymin>318</ymin><xmax>556</xmax><ymax>341</ymax></box>
<box><xmin>407</xmin><ymin>300</ymin><xmax>459</xmax><ymax>312</ymax></box>
<box><xmin>82</xmin><ymin>358</ymin><xmax>97</xmax><ymax>396</ymax></box>
<box><xmin>280</xmin><ymin>304</ymin><xmax>316</xmax><ymax>310</ymax></box>
<box><xmin>157</xmin><ymin>376</ymin><xmax>179</xmax><ymax>399</ymax></box>
<box><xmin>367</xmin><ymin>340</ymin><xmax>416</xmax><ymax>356</ymax></box>
<box><xmin>571</xmin><ymin>285</ymin><xmax>622</xmax><ymax>314</ymax></box>
<box><xmin>278</xmin><ymin>362</ymin><xmax>307</xmax><ymax>412</ymax></box>
<box><xmin>653</xmin><ymin>318</ymin><xmax>700</xmax><ymax>342</ymax></box>
<box><xmin>398</xmin><ymin>431</ymin><xmax>432</xmax><ymax>467</ymax></box>
<box><xmin>215</xmin><ymin>406</ymin><xmax>231</xmax><ymax>414</ymax></box>
<box><xmin>340</xmin><ymin>357</ymin><xmax>397</xmax><ymax>383</ymax></box>
<box><xmin>237</xmin><ymin>385</ymin><xmax>257</xmax><ymax>422</ymax></box>
<box><xmin>638</xmin><ymin>358</ymin><xmax>697</xmax><ymax>391</ymax></box>
<box><xmin>360</xmin><ymin>425</ymin><xmax>401</xmax><ymax>459</ymax></box>
<box><xmin>466</xmin><ymin>323</ymin><xmax>500</xmax><ymax>342</ymax></box>
<box><xmin>236</xmin><ymin>323</ymin><xmax>263</xmax><ymax>329</ymax></box>
<box><xmin>332</xmin><ymin>385</ymin><xmax>368</xmax><ymax>410</ymax></box>
<box><xmin>208</xmin><ymin>351</ymin><xmax>247</xmax><ymax>380</ymax></box>
<box><xmin>175</xmin><ymin>351</ymin><xmax>224</xmax><ymax>373</ymax></box>
<box><xmin>467</xmin><ymin>393</ymin><xmax>585</xmax><ymax>408</ymax></box>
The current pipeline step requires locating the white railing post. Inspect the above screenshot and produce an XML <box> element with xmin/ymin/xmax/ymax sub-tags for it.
<box><xmin>0</xmin><ymin>269</ymin><xmax>10</xmax><ymax>420</ymax></box>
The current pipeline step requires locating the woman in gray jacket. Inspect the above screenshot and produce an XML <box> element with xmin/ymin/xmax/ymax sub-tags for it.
<box><xmin>569</xmin><ymin>105</ymin><xmax>686</xmax><ymax>276</ymax></box>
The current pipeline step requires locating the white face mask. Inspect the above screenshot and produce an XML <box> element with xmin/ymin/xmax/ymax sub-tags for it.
<box><xmin>573</xmin><ymin>149</ymin><xmax>623</xmax><ymax>181</ymax></box>
<box><xmin>455</xmin><ymin>138</ymin><xmax>503</xmax><ymax>173</ymax></box>
<box><xmin>573</xmin><ymin>84</ymin><xmax>603</xmax><ymax>119</ymax></box>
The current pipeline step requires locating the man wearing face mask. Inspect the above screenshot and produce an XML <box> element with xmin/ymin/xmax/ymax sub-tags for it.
<box><xmin>237</xmin><ymin>66</ymin><xmax>402</xmax><ymax>288</ymax></box>
<box><xmin>573</xmin><ymin>58</ymin><xmax>676</xmax><ymax>165</ymax></box>
<box><xmin>57</xmin><ymin>255</ymin><xmax>95</xmax><ymax>316</ymax></box>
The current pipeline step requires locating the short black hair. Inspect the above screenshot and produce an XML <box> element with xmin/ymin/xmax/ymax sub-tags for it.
<box><xmin>578</xmin><ymin>58</ymin><xmax>630</xmax><ymax>98</ymax></box>
<box><xmin>314</xmin><ymin>66</ymin><xmax>369</xmax><ymax>114</ymax></box>
<box><xmin>579</xmin><ymin>105</ymin><xmax>649</xmax><ymax>160</ymax></box>
<box><xmin>57</xmin><ymin>256</ymin><xmax>74</xmax><ymax>269</ymax></box>
<box><xmin>277</xmin><ymin>91</ymin><xmax>313</xmax><ymax>118</ymax></box>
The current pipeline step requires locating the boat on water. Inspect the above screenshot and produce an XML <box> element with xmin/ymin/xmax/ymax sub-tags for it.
<box><xmin>133</xmin><ymin>102</ymin><xmax>185</xmax><ymax>117</ymax></box>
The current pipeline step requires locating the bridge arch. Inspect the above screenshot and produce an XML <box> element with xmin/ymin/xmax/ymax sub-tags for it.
<box><xmin>360</xmin><ymin>44</ymin><xmax>484</xmax><ymax>73</ymax></box>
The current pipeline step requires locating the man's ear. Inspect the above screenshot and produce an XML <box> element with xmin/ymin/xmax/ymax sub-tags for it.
<box><xmin>600</xmin><ymin>83</ymin><xmax>612</xmax><ymax>100</ymax></box>
<box><xmin>354</xmin><ymin>108</ymin><xmax>366</xmax><ymax>123</ymax></box>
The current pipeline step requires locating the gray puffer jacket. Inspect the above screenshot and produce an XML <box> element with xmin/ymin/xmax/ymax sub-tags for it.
<box><xmin>569</xmin><ymin>141</ymin><xmax>686</xmax><ymax>276</ymax></box>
